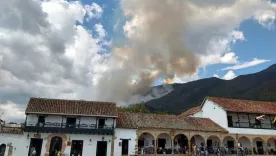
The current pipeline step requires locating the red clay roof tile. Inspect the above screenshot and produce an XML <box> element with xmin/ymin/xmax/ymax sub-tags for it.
<box><xmin>207</xmin><ymin>97</ymin><xmax>276</xmax><ymax>114</ymax></box>
<box><xmin>179</xmin><ymin>106</ymin><xmax>201</xmax><ymax>117</ymax></box>
<box><xmin>26</xmin><ymin>98</ymin><xmax>117</xmax><ymax>117</ymax></box>
<box><xmin>116</xmin><ymin>111</ymin><xmax>227</xmax><ymax>132</ymax></box>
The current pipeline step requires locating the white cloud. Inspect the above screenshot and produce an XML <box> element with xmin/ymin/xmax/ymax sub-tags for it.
<box><xmin>1</xmin><ymin>0</ymin><xmax>276</xmax><ymax>121</ymax></box>
<box><xmin>223</xmin><ymin>70</ymin><xmax>237</xmax><ymax>80</ymax></box>
<box><xmin>94</xmin><ymin>23</ymin><xmax>106</xmax><ymax>39</ymax></box>
<box><xmin>213</xmin><ymin>74</ymin><xmax>219</xmax><ymax>78</ymax></box>
<box><xmin>231</xmin><ymin>30</ymin><xmax>245</xmax><ymax>43</ymax></box>
<box><xmin>113</xmin><ymin>19</ymin><xmax>120</xmax><ymax>31</ymax></box>
<box><xmin>85</xmin><ymin>2</ymin><xmax>103</xmax><ymax>21</ymax></box>
<box><xmin>222</xmin><ymin>58</ymin><xmax>270</xmax><ymax>70</ymax></box>
<box><xmin>0</xmin><ymin>102</ymin><xmax>25</xmax><ymax>122</ymax></box>
<box><xmin>0</xmin><ymin>0</ymin><xmax>108</xmax><ymax>121</ymax></box>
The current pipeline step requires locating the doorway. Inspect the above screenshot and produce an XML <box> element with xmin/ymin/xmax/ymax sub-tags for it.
<box><xmin>138</xmin><ymin>139</ymin><xmax>144</xmax><ymax>147</ymax></box>
<box><xmin>98</xmin><ymin>118</ymin><xmax>105</xmax><ymax>128</ymax></box>
<box><xmin>227</xmin><ymin>116</ymin><xmax>233</xmax><ymax>127</ymax></box>
<box><xmin>96</xmin><ymin>141</ymin><xmax>107</xmax><ymax>156</ymax></box>
<box><xmin>227</xmin><ymin>141</ymin><xmax>234</xmax><ymax>148</ymax></box>
<box><xmin>66</xmin><ymin>117</ymin><xmax>76</xmax><ymax>128</ymax></box>
<box><xmin>121</xmin><ymin>139</ymin><xmax>129</xmax><ymax>155</ymax></box>
<box><xmin>49</xmin><ymin>136</ymin><xmax>63</xmax><ymax>156</ymax></box>
<box><xmin>256</xmin><ymin>141</ymin><xmax>264</xmax><ymax>154</ymax></box>
<box><xmin>70</xmin><ymin>140</ymin><xmax>83</xmax><ymax>156</ymax></box>
<box><xmin>0</xmin><ymin>144</ymin><xmax>6</xmax><ymax>156</ymax></box>
<box><xmin>207</xmin><ymin>139</ymin><xmax>212</xmax><ymax>148</ymax></box>
<box><xmin>158</xmin><ymin>138</ymin><xmax>166</xmax><ymax>148</ymax></box>
<box><xmin>28</xmin><ymin>138</ymin><xmax>43</xmax><ymax>156</ymax></box>
<box><xmin>38</xmin><ymin>116</ymin><xmax>45</xmax><ymax>127</ymax></box>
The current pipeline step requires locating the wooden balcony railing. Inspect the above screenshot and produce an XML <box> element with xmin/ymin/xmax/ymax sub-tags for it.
<box><xmin>24</xmin><ymin>122</ymin><xmax>114</xmax><ymax>134</ymax></box>
<box><xmin>229</xmin><ymin>121</ymin><xmax>276</xmax><ymax>130</ymax></box>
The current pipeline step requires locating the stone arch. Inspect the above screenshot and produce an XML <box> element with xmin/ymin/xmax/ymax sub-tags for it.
<box><xmin>157</xmin><ymin>133</ymin><xmax>172</xmax><ymax>154</ymax></box>
<box><xmin>207</xmin><ymin>135</ymin><xmax>221</xmax><ymax>148</ymax></box>
<box><xmin>173</xmin><ymin>134</ymin><xmax>188</xmax><ymax>154</ymax></box>
<box><xmin>49</xmin><ymin>136</ymin><xmax>63</xmax><ymax>156</ymax></box>
<box><xmin>253</xmin><ymin>137</ymin><xmax>266</xmax><ymax>155</ymax></box>
<box><xmin>267</xmin><ymin>137</ymin><xmax>276</xmax><ymax>155</ymax></box>
<box><xmin>44</xmin><ymin>133</ymin><xmax>67</xmax><ymax>156</ymax></box>
<box><xmin>190</xmin><ymin>135</ymin><xmax>205</xmax><ymax>146</ymax></box>
<box><xmin>223</xmin><ymin>136</ymin><xmax>236</xmax><ymax>154</ymax></box>
<box><xmin>238</xmin><ymin>136</ymin><xmax>251</xmax><ymax>148</ymax></box>
<box><xmin>138</xmin><ymin>132</ymin><xmax>155</xmax><ymax>154</ymax></box>
<box><xmin>0</xmin><ymin>144</ymin><xmax>6</xmax><ymax>156</ymax></box>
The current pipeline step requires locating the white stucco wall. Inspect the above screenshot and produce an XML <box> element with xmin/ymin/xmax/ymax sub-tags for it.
<box><xmin>0</xmin><ymin>133</ymin><xmax>28</xmax><ymax>156</ymax></box>
<box><xmin>228</xmin><ymin>127</ymin><xmax>276</xmax><ymax>135</ymax></box>
<box><xmin>62</xmin><ymin>133</ymin><xmax>112</xmax><ymax>156</ymax></box>
<box><xmin>201</xmin><ymin>100</ymin><xmax>276</xmax><ymax>136</ymax></box>
<box><xmin>192</xmin><ymin>111</ymin><xmax>202</xmax><ymax>117</ymax></box>
<box><xmin>0</xmin><ymin>132</ymin><xmax>112</xmax><ymax>156</ymax></box>
<box><xmin>201</xmin><ymin>100</ymin><xmax>228</xmax><ymax>128</ymax></box>
<box><xmin>114</xmin><ymin>128</ymin><xmax>137</xmax><ymax>156</ymax></box>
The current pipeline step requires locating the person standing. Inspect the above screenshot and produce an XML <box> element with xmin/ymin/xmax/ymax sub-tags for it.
<box><xmin>57</xmin><ymin>150</ymin><xmax>61</xmax><ymax>156</ymax></box>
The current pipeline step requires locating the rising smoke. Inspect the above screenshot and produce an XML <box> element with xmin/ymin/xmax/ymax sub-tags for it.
<box><xmin>93</xmin><ymin>0</ymin><xmax>203</xmax><ymax>104</ymax></box>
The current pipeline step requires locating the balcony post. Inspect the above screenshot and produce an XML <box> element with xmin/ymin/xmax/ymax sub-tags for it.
<box><xmin>237</xmin><ymin>113</ymin><xmax>240</xmax><ymax>127</ymax></box>
<box><xmin>96</xmin><ymin>117</ymin><xmax>98</xmax><ymax>129</ymax></box>
<box><xmin>112</xmin><ymin>118</ymin><xmax>115</xmax><ymax>128</ymax></box>
<box><xmin>61</xmin><ymin>116</ymin><xmax>63</xmax><ymax>128</ymax></box>
<box><xmin>78</xmin><ymin>117</ymin><xmax>81</xmax><ymax>128</ymax></box>
<box><xmin>247</xmin><ymin>113</ymin><xmax>250</xmax><ymax>127</ymax></box>
<box><xmin>25</xmin><ymin>115</ymin><xmax>28</xmax><ymax>127</ymax></box>
<box><xmin>269</xmin><ymin>114</ymin><xmax>273</xmax><ymax>129</ymax></box>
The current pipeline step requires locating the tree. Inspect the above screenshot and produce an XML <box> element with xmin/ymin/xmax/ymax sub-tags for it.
<box><xmin>118</xmin><ymin>104</ymin><xmax>169</xmax><ymax>114</ymax></box>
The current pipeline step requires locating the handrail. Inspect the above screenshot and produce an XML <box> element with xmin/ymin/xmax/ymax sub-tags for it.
<box><xmin>27</xmin><ymin>122</ymin><xmax>114</xmax><ymax>129</ymax></box>
<box><xmin>229</xmin><ymin>121</ymin><xmax>276</xmax><ymax>129</ymax></box>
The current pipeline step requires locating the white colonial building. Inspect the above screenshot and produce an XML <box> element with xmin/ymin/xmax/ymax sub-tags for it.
<box><xmin>0</xmin><ymin>98</ymin><xmax>117</xmax><ymax>156</ymax></box>
<box><xmin>186</xmin><ymin>97</ymin><xmax>276</xmax><ymax>155</ymax></box>
<box><xmin>0</xmin><ymin>96</ymin><xmax>276</xmax><ymax>156</ymax></box>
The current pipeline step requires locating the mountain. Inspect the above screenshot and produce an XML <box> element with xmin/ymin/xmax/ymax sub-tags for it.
<box><xmin>144</xmin><ymin>64</ymin><xmax>276</xmax><ymax>114</ymax></box>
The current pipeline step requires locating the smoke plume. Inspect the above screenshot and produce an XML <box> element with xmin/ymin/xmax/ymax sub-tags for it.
<box><xmin>92</xmin><ymin>0</ymin><xmax>203</xmax><ymax>104</ymax></box>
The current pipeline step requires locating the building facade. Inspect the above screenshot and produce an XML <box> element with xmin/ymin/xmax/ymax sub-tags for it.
<box><xmin>186</xmin><ymin>97</ymin><xmax>276</xmax><ymax>155</ymax></box>
<box><xmin>0</xmin><ymin>97</ymin><xmax>276</xmax><ymax>156</ymax></box>
<box><xmin>0</xmin><ymin>98</ymin><xmax>117</xmax><ymax>156</ymax></box>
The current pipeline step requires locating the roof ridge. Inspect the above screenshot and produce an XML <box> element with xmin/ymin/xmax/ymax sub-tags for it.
<box><xmin>208</xmin><ymin>96</ymin><xmax>276</xmax><ymax>103</ymax></box>
<box><xmin>29</xmin><ymin>97</ymin><xmax>116</xmax><ymax>105</ymax></box>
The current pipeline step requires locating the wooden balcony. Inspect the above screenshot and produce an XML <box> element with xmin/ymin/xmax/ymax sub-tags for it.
<box><xmin>24</xmin><ymin>122</ymin><xmax>114</xmax><ymax>134</ymax></box>
<box><xmin>229</xmin><ymin>121</ymin><xmax>276</xmax><ymax>130</ymax></box>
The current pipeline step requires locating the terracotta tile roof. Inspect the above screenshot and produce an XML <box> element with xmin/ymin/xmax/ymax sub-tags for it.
<box><xmin>26</xmin><ymin>98</ymin><xmax>117</xmax><ymax>117</ymax></box>
<box><xmin>179</xmin><ymin>106</ymin><xmax>201</xmax><ymax>117</ymax></box>
<box><xmin>0</xmin><ymin>127</ymin><xmax>23</xmax><ymax>134</ymax></box>
<box><xmin>116</xmin><ymin>112</ymin><xmax>227</xmax><ymax>132</ymax></box>
<box><xmin>207</xmin><ymin>97</ymin><xmax>276</xmax><ymax>114</ymax></box>
<box><xmin>183</xmin><ymin>117</ymin><xmax>228</xmax><ymax>133</ymax></box>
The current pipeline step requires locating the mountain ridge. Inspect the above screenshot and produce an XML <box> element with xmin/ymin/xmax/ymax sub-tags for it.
<box><xmin>144</xmin><ymin>64</ymin><xmax>276</xmax><ymax>114</ymax></box>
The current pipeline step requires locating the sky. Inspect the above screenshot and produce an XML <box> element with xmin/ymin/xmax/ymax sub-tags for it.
<box><xmin>0</xmin><ymin>0</ymin><xmax>276</xmax><ymax>122</ymax></box>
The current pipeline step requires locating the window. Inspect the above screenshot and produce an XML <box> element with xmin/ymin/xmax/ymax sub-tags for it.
<box><xmin>98</xmin><ymin>118</ymin><xmax>105</xmax><ymax>128</ymax></box>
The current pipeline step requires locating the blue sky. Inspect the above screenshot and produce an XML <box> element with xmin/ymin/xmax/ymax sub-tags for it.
<box><xmin>79</xmin><ymin>0</ymin><xmax>276</xmax><ymax>83</ymax></box>
<box><xmin>2</xmin><ymin>0</ymin><xmax>276</xmax><ymax>121</ymax></box>
<box><xmin>211</xmin><ymin>19</ymin><xmax>276</xmax><ymax>78</ymax></box>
